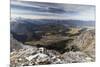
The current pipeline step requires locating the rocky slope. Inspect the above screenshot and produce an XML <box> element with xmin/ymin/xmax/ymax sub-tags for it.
<box><xmin>70</xmin><ymin>29</ymin><xmax>95</xmax><ymax>60</ymax></box>
<box><xmin>10</xmin><ymin>29</ymin><xmax>95</xmax><ymax>66</ymax></box>
<box><xmin>10</xmin><ymin>47</ymin><xmax>93</xmax><ymax>67</ymax></box>
<box><xmin>10</xmin><ymin>34</ymin><xmax>23</xmax><ymax>52</ymax></box>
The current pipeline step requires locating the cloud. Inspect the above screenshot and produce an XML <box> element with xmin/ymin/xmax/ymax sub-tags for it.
<box><xmin>11</xmin><ymin>1</ymin><xmax>95</xmax><ymax>21</ymax></box>
<box><xmin>11</xmin><ymin>1</ymin><xmax>66</xmax><ymax>14</ymax></box>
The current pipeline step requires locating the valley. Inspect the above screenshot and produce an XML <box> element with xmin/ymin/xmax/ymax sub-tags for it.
<box><xmin>10</xmin><ymin>18</ymin><xmax>95</xmax><ymax>66</ymax></box>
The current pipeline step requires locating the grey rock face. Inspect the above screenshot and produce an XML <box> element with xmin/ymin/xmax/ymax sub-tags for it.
<box><xmin>70</xmin><ymin>30</ymin><xmax>95</xmax><ymax>60</ymax></box>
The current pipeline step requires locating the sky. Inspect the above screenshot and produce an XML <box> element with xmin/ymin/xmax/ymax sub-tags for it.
<box><xmin>11</xmin><ymin>1</ymin><xmax>95</xmax><ymax>21</ymax></box>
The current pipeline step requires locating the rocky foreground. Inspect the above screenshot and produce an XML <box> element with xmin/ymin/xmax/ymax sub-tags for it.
<box><xmin>10</xmin><ymin>29</ymin><xmax>95</xmax><ymax>67</ymax></box>
<box><xmin>10</xmin><ymin>47</ymin><xmax>93</xmax><ymax>67</ymax></box>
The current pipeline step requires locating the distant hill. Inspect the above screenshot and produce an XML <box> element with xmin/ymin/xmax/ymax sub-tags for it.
<box><xmin>10</xmin><ymin>18</ymin><xmax>95</xmax><ymax>42</ymax></box>
<box><xmin>11</xmin><ymin>17</ymin><xmax>95</xmax><ymax>26</ymax></box>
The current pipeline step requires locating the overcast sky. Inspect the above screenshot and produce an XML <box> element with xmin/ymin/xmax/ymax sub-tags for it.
<box><xmin>11</xmin><ymin>1</ymin><xmax>95</xmax><ymax>21</ymax></box>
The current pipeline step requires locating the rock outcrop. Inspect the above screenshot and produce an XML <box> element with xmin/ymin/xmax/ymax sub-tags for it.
<box><xmin>70</xmin><ymin>30</ymin><xmax>95</xmax><ymax>60</ymax></box>
<box><xmin>10</xmin><ymin>47</ymin><xmax>64</xmax><ymax>67</ymax></box>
